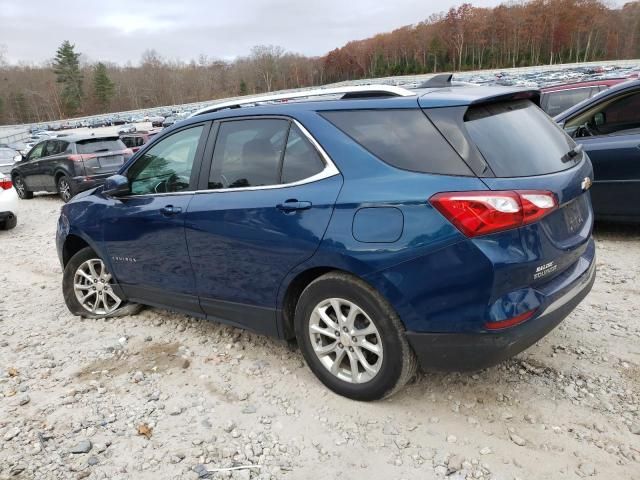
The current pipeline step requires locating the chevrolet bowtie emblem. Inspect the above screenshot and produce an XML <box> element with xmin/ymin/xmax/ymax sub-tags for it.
<box><xmin>581</xmin><ymin>177</ymin><xmax>592</xmax><ymax>191</ymax></box>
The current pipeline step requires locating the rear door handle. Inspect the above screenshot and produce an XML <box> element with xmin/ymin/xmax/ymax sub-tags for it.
<box><xmin>276</xmin><ymin>200</ymin><xmax>312</xmax><ymax>212</ymax></box>
<box><xmin>160</xmin><ymin>205</ymin><xmax>182</xmax><ymax>216</ymax></box>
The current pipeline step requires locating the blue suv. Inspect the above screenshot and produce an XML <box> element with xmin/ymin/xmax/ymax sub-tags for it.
<box><xmin>57</xmin><ymin>82</ymin><xmax>596</xmax><ymax>400</ymax></box>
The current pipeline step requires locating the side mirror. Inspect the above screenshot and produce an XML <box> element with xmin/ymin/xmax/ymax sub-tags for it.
<box><xmin>103</xmin><ymin>174</ymin><xmax>130</xmax><ymax>197</ymax></box>
<box><xmin>593</xmin><ymin>112</ymin><xmax>605</xmax><ymax>127</ymax></box>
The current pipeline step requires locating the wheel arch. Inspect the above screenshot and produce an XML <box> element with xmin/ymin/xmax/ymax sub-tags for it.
<box><xmin>61</xmin><ymin>234</ymin><xmax>91</xmax><ymax>267</ymax></box>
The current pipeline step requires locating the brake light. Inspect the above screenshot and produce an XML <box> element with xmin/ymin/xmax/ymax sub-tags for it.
<box><xmin>430</xmin><ymin>190</ymin><xmax>557</xmax><ymax>237</ymax></box>
<box><xmin>0</xmin><ymin>178</ymin><xmax>12</xmax><ymax>190</ymax></box>
<box><xmin>485</xmin><ymin>309</ymin><xmax>537</xmax><ymax>330</ymax></box>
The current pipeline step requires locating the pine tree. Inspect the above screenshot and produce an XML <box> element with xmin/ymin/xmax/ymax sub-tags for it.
<box><xmin>239</xmin><ymin>79</ymin><xmax>248</xmax><ymax>95</ymax></box>
<box><xmin>93</xmin><ymin>62</ymin><xmax>115</xmax><ymax>110</ymax></box>
<box><xmin>53</xmin><ymin>41</ymin><xmax>83</xmax><ymax>116</ymax></box>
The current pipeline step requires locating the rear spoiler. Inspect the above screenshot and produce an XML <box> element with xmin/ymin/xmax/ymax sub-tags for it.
<box><xmin>469</xmin><ymin>89</ymin><xmax>541</xmax><ymax>108</ymax></box>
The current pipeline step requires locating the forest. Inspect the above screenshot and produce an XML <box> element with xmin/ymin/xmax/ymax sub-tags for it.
<box><xmin>0</xmin><ymin>0</ymin><xmax>638</xmax><ymax>125</ymax></box>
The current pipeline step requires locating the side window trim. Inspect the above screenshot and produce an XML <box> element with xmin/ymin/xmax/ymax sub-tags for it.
<box><xmin>120</xmin><ymin>121</ymin><xmax>212</xmax><ymax>197</ymax></box>
<box><xmin>196</xmin><ymin>116</ymin><xmax>339</xmax><ymax>194</ymax></box>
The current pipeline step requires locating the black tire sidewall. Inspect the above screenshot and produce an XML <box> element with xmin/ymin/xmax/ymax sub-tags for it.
<box><xmin>295</xmin><ymin>274</ymin><xmax>406</xmax><ymax>401</ymax></box>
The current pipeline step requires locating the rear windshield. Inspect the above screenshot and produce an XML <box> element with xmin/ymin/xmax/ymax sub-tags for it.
<box><xmin>464</xmin><ymin>100</ymin><xmax>579</xmax><ymax>177</ymax></box>
<box><xmin>321</xmin><ymin>109</ymin><xmax>472</xmax><ymax>176</ymax></box>
<box><xmin>76</xmin><ymin>138</ymin><xmax>125</xmax><ymax>154</ymax></box>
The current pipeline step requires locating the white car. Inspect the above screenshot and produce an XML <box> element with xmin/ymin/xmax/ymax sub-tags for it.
<box><xmin>0</xmin><ymin>172</ymin><xmax>18</xmax><ymax>230</ymax></box>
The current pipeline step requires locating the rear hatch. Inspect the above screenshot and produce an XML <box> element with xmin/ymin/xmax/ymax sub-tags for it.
<box><xmin>75</xmin><ymin>137</ymin><xmax>131</xmax><ymax>175</ymax></box>
<box><xmin>423</xmin><ymin>94</ymin><xmax>593</xmax><ymax>292</ymax></box>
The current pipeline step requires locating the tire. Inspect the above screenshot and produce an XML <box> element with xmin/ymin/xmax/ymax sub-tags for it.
<box><xmin>13</xmin><ymin>175</ymin><xmax>33</xmax><ymax>200</ymax></box>
<box><xmin>294</xmin><ymin>272</ymin><xmax>417</xmax><ymax>401</ymax></box>
<box><xmin>1</xmin><ymin>214</ymin><xmax>17</xmax><ymax>230</ymax></box>
<box><xmin>63</xmin><ymin>247</ymin><xmax>141</xmax><ymax>319</ymax></box>
<box><xmin>57</xmin><ymin>175</ymin><xmax>74</xmax><ymax>203</ymax></box>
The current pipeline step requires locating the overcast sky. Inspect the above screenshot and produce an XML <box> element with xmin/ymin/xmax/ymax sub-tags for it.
<box><xmin>0</xmin><ymin>0</ymin><xmax>629</xmax><ymax>65</ymax></box>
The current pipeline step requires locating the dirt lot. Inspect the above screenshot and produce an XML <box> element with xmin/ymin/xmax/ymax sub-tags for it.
<box><xmin>1</xmin><ymin>195</ymin><xmax>639</xmax><ymax>480</ymax></box>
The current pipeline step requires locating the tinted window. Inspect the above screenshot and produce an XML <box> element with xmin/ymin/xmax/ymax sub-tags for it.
<box><xmin>544</xmin><ymin>88</ymin><xmax>594</xmax><ymax>116</ymax></box>
<box><xmin>321</xmin><ymin>109</ymin><xmax>471</xmax><ymax>176</ymax></box>
<box><xmin>76</xmin><ymin>138</ymin><xmax>125</xmax><ymax>154</ymax></box>
<box><xmin>465</xmin><ymin>100</ymin><xmax>577</xmax><ymax>177</ymax></box>
<box><xmin>128</xmin><ymin>126</ymin><xmax>203</xmax><ymax>195</ymax></box>
<box><xmin>43</xmin><ymin>140</ymin><xmax>67</xmax><ymax>156</ymax></box>
<box><xmin>603</xmin><ymin>91</ymin><xmax>640</xmax><ymax>125</ymax></box>
<box><xmin>209</xmin><ymin>119</ymin><xmax>288</xmax><ymax>189</ymax></box>
<box><xmin>281</xmin><ymin>125</ymin><xmax>325</xmax><ymax>183</ymax></box>
<box><xmin>121</xmin><ymin>137</ymin><xmax>134</xmax><ymax>148</ymax></box>
<box><xmin>27</xmin><ymin>142</ymin><xmax>45</xmax><ymax>160</ymax></box>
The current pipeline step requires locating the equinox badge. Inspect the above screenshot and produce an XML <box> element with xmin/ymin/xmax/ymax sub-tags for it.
<box><xmin>581</xmin><ymin>177</ymin><xmax>592</xmax><ymax>191</ymax></box>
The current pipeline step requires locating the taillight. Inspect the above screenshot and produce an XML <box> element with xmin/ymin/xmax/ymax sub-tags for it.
<box><xmin>485</xmin><ymin>309</ymin><xmax>537</xmax><ymax>330</ymax></box>
<box><xmin>0</xmin><ymin>178</ymin><xmax>12</xmax><ymax>190</ymax></box>
<box><xmin>430</xmin><ymin>190</ymin><xmax>557</xmax><ymax>237</ymax></box>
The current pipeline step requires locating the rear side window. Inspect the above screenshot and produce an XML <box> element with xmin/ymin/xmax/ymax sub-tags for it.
<box><xmin>209</xmin><ymin>119</ymin><xmax>289</xmax><ymax>189</ymax></box>
<box><xmin>464</xmin><ymin>100</ymin><xmax>578</xmax><ymax>177</ymax></box>
<box><xmin>76</xmin><ymin>138</ymin><xmax>125</xmax><ymax>154</ymax></box>
<box><xmin>281</xmin><ymin>125</ymin><xmax>325</xmax><ymax>183</ymax></box>
<box><xmin>321</xmin><ymin>109</ymin><xmax>472</xmax><ymax>176</ymax></box>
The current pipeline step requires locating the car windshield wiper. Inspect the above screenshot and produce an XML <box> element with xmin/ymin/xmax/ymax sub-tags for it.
<box><xmin>562</xmin><ymin>143</ymin><xmax>583</xmax><ymax>163</ymax></box>
<box><xmin>91</xmin><ymin>148</ymin><xmax>110</xmax><ymax>153</ymax></box>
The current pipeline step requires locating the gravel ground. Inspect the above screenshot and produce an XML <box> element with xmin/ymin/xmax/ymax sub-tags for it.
<box><xmin>1</xmin><ymin>195</ymin><xmax>639</xmax><ymax>480</ymax></box>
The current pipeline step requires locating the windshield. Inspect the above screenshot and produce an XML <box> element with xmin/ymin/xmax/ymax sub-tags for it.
<box><xmin>76</xmin><ymin>138</ymin><xmax>125</xmax><ymax>154</ymax></box>
<box><xmin>464</xmin><ymin>100</ymin><xmax>580</xmax><ymax>177</ymax></box>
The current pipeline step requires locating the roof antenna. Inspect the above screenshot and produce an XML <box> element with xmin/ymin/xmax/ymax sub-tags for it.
<box><xmin>419</xmin><ymin>73</ymin><xmax>454</xmax><ymax>88</ymax></box>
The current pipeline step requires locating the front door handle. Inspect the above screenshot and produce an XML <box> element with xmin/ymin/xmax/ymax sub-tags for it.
<box><xmin>160</xmin><ymin>205</ymin><xmax>182</xmax><ymax>216</ymax></box>
<box><xmin>276</xmin><ymin>200</ymin><xmax>312</xmax><ymax>212</ymax></box>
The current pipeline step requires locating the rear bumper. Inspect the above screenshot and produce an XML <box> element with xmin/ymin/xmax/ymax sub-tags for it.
<box><xmin>406</xmin><ymin>253</ymin><xmax>596</xmax><ymax>371</ymax></box>
<box><xmin>71</xmin><ymin>174</ymin><xmax>113</xmax><ymax>193</ymax></box>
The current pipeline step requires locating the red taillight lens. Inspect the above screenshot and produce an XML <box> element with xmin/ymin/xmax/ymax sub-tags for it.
<box><xmin>0</xmin><ymin>178</ymin><xmax>12</xmax><ymax>190</ymax></box>
<box><xmin>430</xmin><ymin>190</ymin><xmax>557</xmax><ymax>237</ymax></box>
<box><xmin>485</xmin><ymin>309</ymin><xmax>537</xmax><ymax>330</ymax></box>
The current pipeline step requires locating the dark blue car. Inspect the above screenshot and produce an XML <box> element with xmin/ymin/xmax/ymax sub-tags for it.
<box><xmin>56</xmin><ymin>83</ymin><xmax>596</xmax><ymax>400</ymax></box>
<box><xmin>555</xmin><ymin>78</ymin><xmax>640</xmax><ymax>222</ymax></box>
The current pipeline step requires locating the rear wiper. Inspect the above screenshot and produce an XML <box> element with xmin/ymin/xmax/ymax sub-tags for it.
<box><xmin>562</xmin><ymin>144</ymin><xmax>583</xmax><ymax>163</ymax></box>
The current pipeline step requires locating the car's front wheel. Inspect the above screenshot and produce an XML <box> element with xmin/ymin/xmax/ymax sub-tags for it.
<box><xmin>13</xmin><ymin>175</ymin><xmax>33</xmax><ymax>199</ymax></box>
<box><xmin>63</xmin><ymin>247</ymin><xmax>140</xmax><ymax>318</ymax></box>
<box><xmin>295</xmin><ymin>272</ymin><xmax>417</xmax><ymax>401</ymax></box>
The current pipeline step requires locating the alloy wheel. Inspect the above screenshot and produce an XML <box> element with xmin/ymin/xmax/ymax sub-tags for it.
<box><xmin>73</xmin><ymin>259</ymin><xmax>122</xmax><ymax>315</ymax></box>
<box><xmin>14</xmin><ymin>177</ymin><xmax>25</xmax><ymax>197</ymax></box>
<box><xmin>58</xmin><ymin>177</ymin><xmax>71</xmax><ymax>202</ymax></box>
<box><xmin>308</xmin><ymin>298</ymin><xmax>384</xmax><ymax>384</ymax></box>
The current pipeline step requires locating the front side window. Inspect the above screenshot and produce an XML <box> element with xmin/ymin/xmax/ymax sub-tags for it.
<box><xmin>127</xmin><ymin>125</ymin><xmax>203</xmax><ymax>195</ymax></box>
<box><xmin>208</xmin><ymin>119</ymin><xmax>289</xmax><ymax>189</ymax></box>
<box><xmin>28</xmin><ymin>142</ymin><xmax>45</xmax><ymax>161</ymax></box>
<box><xmin>565</xmin><ymin>91</ymin><xmax>640</xmax><ymax>137</ymax></box>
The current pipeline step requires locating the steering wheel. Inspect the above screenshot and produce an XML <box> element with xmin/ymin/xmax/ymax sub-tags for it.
<box><xmin>153</xmin><ymin>173</ymin><xmax>191</xmax><ymax>193</ymax></box>
<box><xmin>576</xmin><ymin>122</ymin><xmax>598</xmax><ymax>138</ymax></box>
<box><xmin>220</xmin><ymin>174</ymin><xmax>230</xmax><ymax>188</ymax></box>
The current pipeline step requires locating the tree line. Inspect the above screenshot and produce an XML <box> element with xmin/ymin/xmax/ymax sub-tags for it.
<box><xmin>0</xmin><ymin>0</ymin><xmax>638</xmax><ymax>125</ymax></box>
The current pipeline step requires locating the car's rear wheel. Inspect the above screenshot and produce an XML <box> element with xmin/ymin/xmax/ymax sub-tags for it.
<box><xmin>63</xmin><ymin>247</ymin><xmax>141</xmax><ymax>318</ymax></box>
<box><xmin>13</xmin><ymin>175</ymin><xmax>33</xmax><ymax>199</ymax></box>
<box><xmin>294</xmin><ymin>272</ymin><xmax>417</xmax><ymax>401</ymax></box>
<box><xmin>57</xmin><ymin>175</ymin><xmax>74</xmax><ymax>202</ymax></box>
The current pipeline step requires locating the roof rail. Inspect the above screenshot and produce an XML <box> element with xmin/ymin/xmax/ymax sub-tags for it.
<box><xmin>419</xmin><ymin>73</ymin><xmax>454</xmax><ymax>88</ymax></box>
<box><xmin>189</xmin><ymin>85</ymin><xmax>415</xmax><ymax>117</ymax></box>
